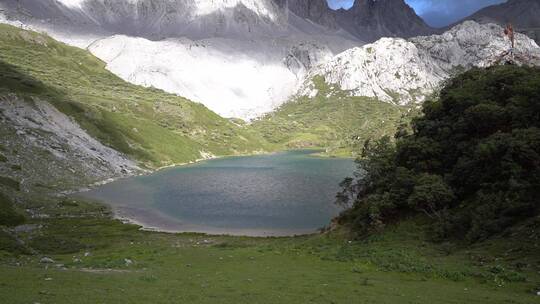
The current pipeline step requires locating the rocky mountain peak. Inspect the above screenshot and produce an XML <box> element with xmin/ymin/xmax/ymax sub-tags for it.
<box><xmin>1</xmin><ymin>0</ymin><xmax>289</xmax><ymax>40</ymax></box>
<box><xmin>281</xmin><ymin>0</ymin><xmax>338</xmax><ymax>30</ymax></box>
<box><xmin>336</xmin><ymin>0</ymin><xmax>434</xmax><ymax>42</ymax></box>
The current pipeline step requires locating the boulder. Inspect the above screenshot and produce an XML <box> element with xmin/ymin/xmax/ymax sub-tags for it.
<box><xmin>40</xmin><ymin>257</ymin><xmax>54</xmax><ymax>264</ymax></box>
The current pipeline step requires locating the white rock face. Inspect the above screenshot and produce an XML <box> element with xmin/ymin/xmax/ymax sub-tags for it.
<box><xmin>301</xmin><ymin>21</ymin><xmax>540</xmax><ymax>105</ymax></box>
<box><xmin>300</xmin><ymin>38</ymin><xmax>442</xmax><ymax>104</ymax></box>
<box><xmin>88</xmin><ymin>35</ymin><xmax>337</xmax><ymax>119</ymax></box>
<box><xmin>0</xmin><ymin>0</ymin><xmax>358</xmax><ymax>119</ymax></box>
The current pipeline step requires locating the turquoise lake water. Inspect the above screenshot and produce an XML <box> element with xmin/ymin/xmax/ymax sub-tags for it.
<box><xmin>80</xmin><ymin>150</ymin><xmax>355</xmax><ymax>236</ymax></box>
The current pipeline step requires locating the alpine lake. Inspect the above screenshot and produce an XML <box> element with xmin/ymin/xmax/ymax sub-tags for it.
<box><xmin>79</xmin><ymin>150</ymin><xmax>355</xmax><ymax>236</ymax></box>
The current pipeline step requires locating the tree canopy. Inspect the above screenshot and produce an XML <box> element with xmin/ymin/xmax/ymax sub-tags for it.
<box><xmin>337</xmin><ymin>66</ymin><xmax>540</xmax><ymax>242</ymax></box>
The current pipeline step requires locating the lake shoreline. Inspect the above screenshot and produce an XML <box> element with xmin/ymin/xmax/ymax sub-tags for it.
<box><xmin>78</xmin><ymin>150</ymin><xmax>354</xmax><ymax>238</ymax></box>
<box><xmin>112</xmin><ymin>205</ymin><xmax>321</xmax><ymax>238</ymax></box>
<box><xmin>73</xmin><ymin>150</ymin><xmax>274</xmax><ymax>195</ymax></box>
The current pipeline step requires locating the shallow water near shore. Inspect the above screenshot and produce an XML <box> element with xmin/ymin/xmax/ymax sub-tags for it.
<box><xmin>79</xmin><ymin>150</ymin><xmax>355</xmax><ymax>236</ymax></box>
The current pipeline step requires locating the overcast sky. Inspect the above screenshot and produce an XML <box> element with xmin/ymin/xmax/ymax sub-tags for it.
<box><xmin>327</xmin><ymin>0</ymin><xmax>507</xmax><ymax>28</ymax></box>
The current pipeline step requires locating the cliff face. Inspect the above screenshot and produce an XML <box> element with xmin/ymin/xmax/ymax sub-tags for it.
<box><xmin>336</xmin><ymin>0</ymin><xmax>435</xmax><ymax>42</ymax></box>
<box><xmin>281</xmin><ymin>0</ymin><xmax>338</xmax><ymax>29</ymax></box>
<box><xmin>280</xmin><ymin>0</ymin><xmax>436</xmax><ymax>42</ymax></box>
<box><xmin>0</xmin><ymin>0</ymin><xmax>436</xmax><ymax>42</ymax></box>
<box><xmin>0</xmin><ymin>0</ymin><xmax>290</xmax><ymax>40</ymax></box>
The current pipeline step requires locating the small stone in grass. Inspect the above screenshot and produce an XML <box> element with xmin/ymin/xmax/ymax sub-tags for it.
<box><xmin>40</xmin><ymin>257</ymin><xmax>54</xmax><ymax>264</ymax></box>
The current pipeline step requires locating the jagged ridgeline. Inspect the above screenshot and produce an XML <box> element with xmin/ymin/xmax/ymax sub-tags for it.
<box><xmin>337</xmin><ymin>65</ymin><xmax>540</xmax><ymax>242</ymax></box>
<box><xmin>457</xmin><ymin>0</ymin><xmax>540</xmax><ymax>44</ymax></box>
<box><xmin>0</xmin><ymin>24</ymin><xmax>269</xmax><ymax>171</ymax></box>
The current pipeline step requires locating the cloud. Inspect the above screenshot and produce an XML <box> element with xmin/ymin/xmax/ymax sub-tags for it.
<box><xmin>326</xmin><ymin>0</ymin><xmax>508</xmax><ymax>27</ymax></box>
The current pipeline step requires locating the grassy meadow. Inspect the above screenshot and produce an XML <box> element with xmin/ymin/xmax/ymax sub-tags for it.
<box><xmin>1</xmin><ymin>196</ymin><xmax>538</xmax><ymax>303</ymax></box>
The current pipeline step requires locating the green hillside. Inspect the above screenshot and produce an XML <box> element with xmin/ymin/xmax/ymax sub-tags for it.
<box><xmin>0</xmin><ymin>24</ymin><xmax>268</xmax><ymax>168</ymax></box>
<box><xmin>251</xmin><ymin>76</ymin><xmax>409</xmax><ymax>157</ymax></box>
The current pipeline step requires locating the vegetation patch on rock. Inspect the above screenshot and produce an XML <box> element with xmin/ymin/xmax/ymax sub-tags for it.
<box><xmin>252</xmin><ymin>76</ymin><xmax>410</xmax><ymax>157</ymax></box>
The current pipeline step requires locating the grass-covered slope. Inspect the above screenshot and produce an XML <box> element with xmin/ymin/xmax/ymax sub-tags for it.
<box><xmin>0</xmin><ymin>24</ymin><xmax>268</xmax><ymax>168</ymax></box>
<box><xmin>1</xmin><ymin>194</ymin><xmax>538</xmax><ymax>303</ymax></box>
<box><xmin>251</xmin><ymin>76</ymin><xmax>409</xmax><ymax>157</ymax></box>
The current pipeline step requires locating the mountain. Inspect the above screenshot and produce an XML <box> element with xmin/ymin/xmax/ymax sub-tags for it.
<box><xmin>457</xmin><ymin>0</ymin><xmax>540</xmax><ymax>43</ymax></box>
<box><xmin>278</xmin><ymin>0</ymin><xmax>339</xmax><ymax>30</ymax></box>
<box><xmin>278</xmin><ymin>0</ymin><xmax>436</xmax><ymax>43</ymax></box>
<box><xmin>250</xmin><ymin>76</ymin><xmax>408</xmax><ymax>156</ymax></box>
<box><xmin>336</xmin><ymin>0</ymin><xmax>435</xmax><ymax>42</ymax></box>
<box><xmin>299</xmin><ymin>21</ymin><xmax>540</xmax><ymax>107</ymax></box>
<box><xmin>250</xmin><ymin>21</ymin><xmax>540</xmax><ymax>156</ymax></box>
<box><xmin>0</xmin><ymin>0</ymin><xmax>292</xmax><ymax>41</ymax></box>
<box><xmin>0</xmin><ymin>0</ymin><xmax>359</xmax><ymax>119</ymax></box>
<box><xmin>0</xmin><ymin>24</ymin><xmax>271</xmax><ymax>193</ymax></box>
<box><xmin>0</xmin><ymin>0</ymin><xmax>435</xmax><ymax>119</ymax></box>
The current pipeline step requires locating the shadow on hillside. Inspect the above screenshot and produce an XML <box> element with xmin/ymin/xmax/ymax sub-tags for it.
<box><xmin>0</xmin><ymin>60</ymin><xmax>65</xmax><ymax>98</ymax></box>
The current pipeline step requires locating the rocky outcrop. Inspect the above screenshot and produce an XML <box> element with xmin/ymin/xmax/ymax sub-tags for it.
<box><xmin>0</xmin><ymin>95</ymin><xmax>140</xmax><ymax>193</ymax></box>
<box><xmin>300</xmin><ymin>21</ymin><xmax>540</xmax><ymax>106</ymax></box>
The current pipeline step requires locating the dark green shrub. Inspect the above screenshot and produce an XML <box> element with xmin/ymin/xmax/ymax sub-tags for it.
<box><xmin>407</xmin><ymin>174</ymin><xmax>455</xmax><ymax>219</ymax></box>
<box><xmin>0</xmin><ymin>192</ymin><xmax>25</xmax><ymax>227</ymax></box>
<box><xmin>0</xmin><ymin>176</ymin><xmax>20</xmax><ymax>191</ymax></box>
<box><xmin>0</xmin><ymin>229</ymin><xmax>30</xmax><ymax>255</ymax></box>
<box><xmin>29</xmin><ymin>235</ymin><xmax>85</xmax><ymax>254</ymax></box>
